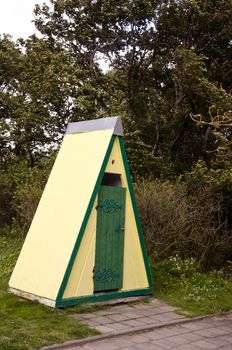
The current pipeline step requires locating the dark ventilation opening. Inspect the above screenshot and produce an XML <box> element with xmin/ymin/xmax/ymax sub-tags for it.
<box><xmin>101</xmin><ymin>173</ymin><xmax>122</xmax><ymax>187</ymax></box>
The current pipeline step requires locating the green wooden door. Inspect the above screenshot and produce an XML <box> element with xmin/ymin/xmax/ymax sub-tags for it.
<box><xmin>94</xmin><ymin>185</ymin><xmax>126</xmax><ymax>292</ymax></box>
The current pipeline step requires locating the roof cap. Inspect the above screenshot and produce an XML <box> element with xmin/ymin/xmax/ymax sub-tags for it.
<box><xmin>65</xmin><ymin>116</ymin><xmax>123</xmax><ymax>136</ymax></box>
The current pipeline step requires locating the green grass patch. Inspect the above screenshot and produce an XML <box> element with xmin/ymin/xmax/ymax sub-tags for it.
<box><xmin>2</xmin><ymin>236</ymin><xmax>232</xmax><ymax>349</ymax></box>
<box><xmin>0</xmin><ymin>236</ymin><xmax>98</xmax><ymax>350</ymax></box>
<box><xmin>153</xmin><ymin>255</ymin><xmax>232</xmax><ymax>316</ymax></box>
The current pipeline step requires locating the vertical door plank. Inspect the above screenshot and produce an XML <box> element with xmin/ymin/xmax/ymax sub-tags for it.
<box><xmin>94</xmin><ymin>186</ymin><xmax>126</xmax><ymax>292</ymax></box>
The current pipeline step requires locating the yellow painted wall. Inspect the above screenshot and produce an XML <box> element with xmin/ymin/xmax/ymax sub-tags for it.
<box><xmin>62</xmin><ymin>197</ymin><xmax>97</xmax><ymax>298</ymax></box>
<box><xmin>9</xmin><ymin>130</ymin><xmax>113</xmax><ymax>300</ymax></box>
<box><xmin>62</xmin><ymin>136</ymin><xmax>148</xmax><ymax>299</ymax></box>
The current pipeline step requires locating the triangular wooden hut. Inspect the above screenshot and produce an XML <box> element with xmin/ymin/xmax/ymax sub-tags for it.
<box><xmin>9</xmin><ymin>116</ymin><xmax>152</xmax><ymax>307</ymax></box>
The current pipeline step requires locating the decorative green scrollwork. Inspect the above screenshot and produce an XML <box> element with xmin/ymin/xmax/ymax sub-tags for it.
<box><xmin>94</xmin><ymin>268</ymin><xmax>120</xmax><ymax>282</ymax></box>
<box><xmin>97</xmin><ymin>199</ymin><xmax>122</xmax><ymax>213</ymax></box>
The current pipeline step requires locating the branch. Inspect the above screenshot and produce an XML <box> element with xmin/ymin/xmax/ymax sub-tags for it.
<box><xmin>169</xmin><ymin>117</ymin><xmax>188</xmax><ymax>152</ymax></box>
<box><xmin>152</xmin><ymin>124</ymin><xmax>159</xmax><ymax>154</ymax></box>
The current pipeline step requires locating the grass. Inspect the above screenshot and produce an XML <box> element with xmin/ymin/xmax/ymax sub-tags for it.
<box><xmin>0</xmin><ymin>236</ymin><xmax>98</xmax><ymax>350</ymax></box>
<box><xmin>65</xmin><ymin>303</ymin><xmax>108</xmax><ymax>314</ymax></box>
<box><xmin>1</xmin><ymin>236</ymin><xmax>232</xmax><ymax>349</ymax></box>
<box><xmin>153</xmin><ymin>254</ymin><xmax>232</xmax><ymax>316</ymax></box>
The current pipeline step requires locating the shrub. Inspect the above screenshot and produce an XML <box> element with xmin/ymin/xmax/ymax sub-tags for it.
<box><xmin>0</xmin><ymin>155</ymin><xmax>54</xmax><ymax>235</ymax></box>
<box><xmin>135</xmin><ymin>180</ymin><xmax>232</xmax><ymax>269</ymax></box>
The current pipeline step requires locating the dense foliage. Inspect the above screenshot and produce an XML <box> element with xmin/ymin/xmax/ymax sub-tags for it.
<box><xmin>0</xmin><ymin>0</ymin><xmax>231</xmax><ymax>268</ymax></box>
<box><xmin>136</xmin><ymin>180</ymin><xmax>232</xmax><ymax>269</ymax></box>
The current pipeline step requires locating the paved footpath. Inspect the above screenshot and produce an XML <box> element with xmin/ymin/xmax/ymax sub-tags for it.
<box><xmin>69</xmin><ymin>314</ymin><xmax>232</xmax><ymax>349</ymax></box>
<box><xmin>42</xmin><ymin>299</ymin><xmax>232</xmax><ymax>350</ymax></box>
<box><xmin>74</xmin><ymin>299</ymin><xmax>186</xmax><ymax>334</ymax></box>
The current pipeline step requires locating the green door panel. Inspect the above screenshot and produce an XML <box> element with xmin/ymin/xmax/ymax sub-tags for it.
<box><xmin>94</xmin><ymin>185</ymin><xmax>126</xmax><ymax>292</ymax></box>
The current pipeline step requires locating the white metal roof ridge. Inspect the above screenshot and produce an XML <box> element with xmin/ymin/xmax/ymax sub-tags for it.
<box><xmin>65</xmin><ymin>116</ymin><xmax>123</xmax><ymax>136</ymax></box>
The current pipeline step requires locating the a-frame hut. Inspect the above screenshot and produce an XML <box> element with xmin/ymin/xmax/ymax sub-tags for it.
<box><xmin>9</xmin><ymin>116</ymin><xmax>153</xmax><ymax>307</ymax></box>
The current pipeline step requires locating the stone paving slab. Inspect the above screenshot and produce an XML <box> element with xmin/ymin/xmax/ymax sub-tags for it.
<box><xmin>67</xmin><ymin>313</ymin><xmax>232</xmax><ymax>350</ymax></box>
<box><xmin>73</xmin><ymin>298</ymin><xmax>184</xmax><ymax>335</ymax></box>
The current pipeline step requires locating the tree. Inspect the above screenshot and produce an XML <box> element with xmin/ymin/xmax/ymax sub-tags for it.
<box><xmin>34</xmin><ymin>0</ymin><xmax>232</xmax><ymax>176</ymax></box>
<box><xmin>0</xmin><ymin>35</ymin><xmax>90</xmax><ymax>167</ymax></box>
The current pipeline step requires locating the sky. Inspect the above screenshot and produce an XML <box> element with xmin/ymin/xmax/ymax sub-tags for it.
<box><xmin>0</xmin><ymin>0</ymin><xmax>49</xmax><ymax>39</ymax></box>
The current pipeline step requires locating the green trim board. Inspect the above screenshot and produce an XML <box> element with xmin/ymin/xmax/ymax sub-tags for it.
<box><xmin>56</xmin><ymin>288</ymin><xmax>152</xmax><ymax>308</ymax></box>
<box><xmin>118</xmin><ymin>137</ymin><xmax>153</xmax><ymax>289</ymax></box>
<box><xmin>56</xmin><ymin>135</ymin><xmax>116</xmax><ymax>301</ymax></box>
<box><xmin>56</xmin><ymin>134</ymin><xmax>153</xmax><ymax>306</ymax></box>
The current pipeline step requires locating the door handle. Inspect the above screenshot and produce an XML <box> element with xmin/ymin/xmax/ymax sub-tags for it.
<box><xmin>115</xmin><ymin>225</ymin><xmax>125</xmax><ymax>232</ymax></box>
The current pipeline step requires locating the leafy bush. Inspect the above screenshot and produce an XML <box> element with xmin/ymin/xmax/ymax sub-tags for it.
<box><xmin>0</xmin><ymin>219</ymin><xmax>27</xmax><ymax>239</ymax></box>
<box><xmin>182</xmin><ymin>159</ymin><xmax>232</xmax><ymax>231</ymax></box>
<box><xmin>135</xmin><ymin>180</ymin><xmax>232</xmax><ymax>269</ymax></box>
<box><xmin>0</xmin><ymin>155</ymin><xmax>54</xmax><ymax>235</ymax></box>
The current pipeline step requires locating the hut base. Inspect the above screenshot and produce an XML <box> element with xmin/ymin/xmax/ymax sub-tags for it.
<box><xmin>9</xmin><ymin>287</ymin><xmax>56</xmax><ymax>308</ymax></box>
